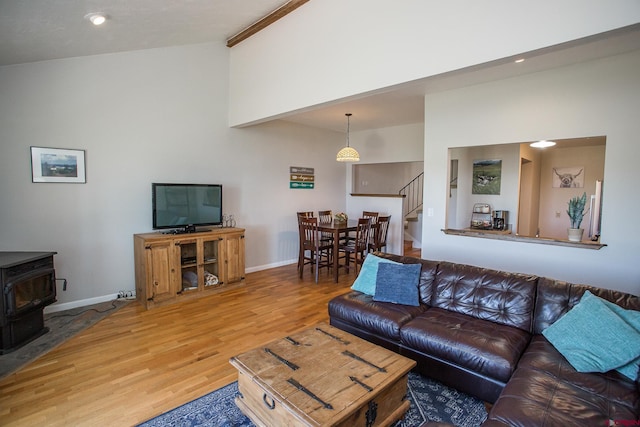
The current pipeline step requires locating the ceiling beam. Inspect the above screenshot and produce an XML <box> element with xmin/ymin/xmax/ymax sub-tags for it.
<box><xmin>226</xmin><ymin>0</ymin><xmax>309</xmax><ymax>47</ymax></box>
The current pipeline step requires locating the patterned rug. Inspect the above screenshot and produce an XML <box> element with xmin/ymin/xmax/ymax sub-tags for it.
<box><xmin>138</xmin><ymin>371</ymin><xmax>488</xmax><ymax>427</ymax></box>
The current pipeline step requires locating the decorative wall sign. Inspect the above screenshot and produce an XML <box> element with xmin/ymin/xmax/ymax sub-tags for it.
<box><xmin>290</xmin><ymin>182</ymin><xmax>314</xmax><ymax>189</ymax></box>
<box><xmin>290</xmin><ymin>174</ymin><xmax>314</xmax><ymax>182</ymax></box>
<box><xmin>290</xmin><ymin>166</ymin><xmax>314</xmax><ymax>189</ymax></box>
<box><xmin>552</xmin><ymin>167</ymin><xmax>584</xmax><ymax>188</ymax></box>
<box><xmin>472</xmin><ymin>159</ymin><xmax>501</xmax><ymax>195</ymax></box>
<box><xmin>290</xmin><ymin>166</ymin><xmax>314</xmax><ymax>175</ymax></box>
<box><xmin>31</xmin><ymin>146</ymin><xmax>86</xmax><ymax>183</ymax></box>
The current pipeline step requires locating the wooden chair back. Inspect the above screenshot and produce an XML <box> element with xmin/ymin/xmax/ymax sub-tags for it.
<box><xmin>362</xmin><ymin>211</ymin><xmax>379</xmax><ymax>225</ymax></box>
<box><xmin>354</xmin><ymin>218</ymin><xmax>372</xmax><ymax>252</ymax></box>
<box><xmin>339</xmin><ymin>218</ymin><xmax>372</xmax><ymax>275</ymax></box>
<box><xmin>298</xmin><ymin>216</ymin><xmax>331</xmax><ymax>282</ymax></box>
<box><xmin>297</xmin><ymin>211</ymin><xmax>314</xmax><ymax>220</ymax></box>
<box><xmin>370</xmin><ymin>215</ymin><xmax>391</xmax><ymax>252</ymax></box>
<box><xmin>318</xmin><ymin>210</ymin><xmax>332</xmax><ymax>223</ymax></box>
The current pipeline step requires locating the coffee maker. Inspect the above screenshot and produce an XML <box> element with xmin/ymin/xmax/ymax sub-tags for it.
<box><xmin>492</xmin><ymin>210</ymin><xmax>508</xmax><ymax>231</ymax></box>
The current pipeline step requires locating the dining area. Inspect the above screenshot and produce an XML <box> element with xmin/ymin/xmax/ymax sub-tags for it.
<box><xmin>297</xmin><ymin>210</ymin><xmax>391</xmax><ymax>283</ymax></box>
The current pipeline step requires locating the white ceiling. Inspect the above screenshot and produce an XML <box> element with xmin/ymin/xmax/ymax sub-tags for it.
<box><xmin>0</xmin><ymin>0</ymin><xmax>286</xmax><ymax>66</ymax></box>
<box><xmin>1</xmin><ymin>1</ymin><xmax>639</xmax><ymax>133</ymax></box>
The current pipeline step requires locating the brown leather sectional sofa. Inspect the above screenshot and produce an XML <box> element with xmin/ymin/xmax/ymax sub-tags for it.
<box><xmin>328</xmin><ymin>252</ymin><xmax>640</xmax><ymax>426</ymax></box>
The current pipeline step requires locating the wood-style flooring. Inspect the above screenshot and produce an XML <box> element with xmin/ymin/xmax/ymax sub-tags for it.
<box><xmin>0</xmin><ymin>245</ymin><xmax>421</xmax><ymax>426</ymax></box>
<box><xmin>0</xmin><ymin>261</ymin><xmax>362</xmax><ymax>426</ymax></box>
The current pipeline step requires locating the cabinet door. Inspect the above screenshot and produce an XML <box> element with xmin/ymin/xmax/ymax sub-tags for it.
<box><xmin>202</xmin><ymin>237</ymin><xmax>223</xmax><ymax>288</ymax></box>
<box><xmin>175</xmin><ymin>238</ymin><xmax>199</xmax><ymax>292</ymax></box>
<box><xmin>224</xmin><ymin>233</ymin><xmax>245</xmax><ymax>283</ymax></box>
<box><xmin>145</xmin><ymin>241</ymin><xmax>175</xmax><ymax>303</ymax></box>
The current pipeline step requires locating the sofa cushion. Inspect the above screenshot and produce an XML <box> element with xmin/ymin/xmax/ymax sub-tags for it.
<box><xmin>484</xmin><ymin>335</ymin><xmax>640</xmax><ymax>426</ymax></box>
<box><xmin>542</xmin><ymin>291</ymin><xmax>640</xmax><ymax>380</ymax></box>
<box><xmin>430</xmin><ymin>261</ymin><xmax>537</xmax><ymax>332</ymax></box>
<box><xmin>350</xmin><ymin>253</ymin><xmax>399</xmax><ymax>296</ymax></box>
<box><xmin>400</xmin><ymin>308</ymin><xmax>531</xmax><ymax>382</ymax></box>
<box><xmin>373</xmin><ymin>263</ymin><xmax>421</xmax><ymax>306</ymax></box>
<box><xmin>327</xmin><ymin>290</ymin><xmax>426</xmax><ymax>342</ymax></box>
<box><xmin>372</xmin><ymin>252</ymin><xmax>439</xmax><ymax>306</ymax></box>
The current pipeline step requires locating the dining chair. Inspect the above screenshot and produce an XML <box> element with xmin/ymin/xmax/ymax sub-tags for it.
<box><xmin>298</xmin><ymin>216</ymin><xmax>332</xmax><ymax>283</ymax></box>
<box><xmin>317</xmin><ymin>210</ymin><xmax>334</xmax><ymax>246</ymax></box>
<box><xmin>318</xmin><ymin>210</ymin><xmax>332</xmax><ymax>223</ymax></box>
<box><xmin>297</xmin><ymin>211</ymin><xmax>314</xmax><ymax>219</ymax></box>
<box><xmin>362</xmin><ymin>211</ymin><xmax>379</xmax><ymax>225</ymax></box>
<box><xmin>339</xmin><ymin>218</ymin><xmax>372</xmax><ymax>275</ymax></box>
<box><xmin>296</xmin><ymin>212</ymin><xmax>314</xmax><ymax>269</ymax></box>
<box><xmin>342</xmin><ymin>211</ymin><xmax>378</xmax><ymax>244</ymax></box>
<box><xmin>369</xmin><ymin>215</ymin><xmax>391</xmax><ymax>253</ymax></box>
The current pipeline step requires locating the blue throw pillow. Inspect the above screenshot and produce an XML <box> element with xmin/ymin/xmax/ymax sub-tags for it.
<box><xmin>542</xmin><ymin>291</ymin><xmax>640</xmax><ymax>379</ymax></box>
<box><xmin>350</xmin><ymin>254</ymin><xmax>399</xmax><ymax>296</ymax></box>
<box><xmin>373</xmin><ymin>262</ymin><xmax>421</xmax><ymax>306</ymax></box>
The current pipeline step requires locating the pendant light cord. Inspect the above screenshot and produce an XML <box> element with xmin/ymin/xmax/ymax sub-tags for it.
<box><xmin>346</xmin><ymin>113</ymin><xmax>352</xmax><ymax>147</ymax></box>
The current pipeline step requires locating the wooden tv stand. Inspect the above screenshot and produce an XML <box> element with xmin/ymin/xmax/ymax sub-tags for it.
<box><xmin>133</xmin><ymin>228</ymin><xmax>245</xmax><ymax>310</ymax></box>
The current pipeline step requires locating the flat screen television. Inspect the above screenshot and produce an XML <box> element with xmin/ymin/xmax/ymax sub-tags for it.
<box><xmin>152</xmin><ymin>183</ymin><xmax>222</xmax><ymax>233</ymax></box>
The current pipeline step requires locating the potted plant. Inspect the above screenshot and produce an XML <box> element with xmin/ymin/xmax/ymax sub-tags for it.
<box><xmin>566</xmin><ymin>192</ymin><xmax>588</xmax><ymax>242</ymax></box>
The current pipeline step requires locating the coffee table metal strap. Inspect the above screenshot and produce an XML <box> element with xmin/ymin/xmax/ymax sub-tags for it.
<box><xmin>264</xmin><ymin>348</ymin><xmax>299</xmax><ymax>370</ymax></box>
<box><xmin>287</xmin><ymin>378</ymin><xmax>333</xmax><ymax>410</ymax></box>
<box><xmin>342</xmin><ymin>350</ymin><xmax>387</xmax><ymax>372</ymax></box>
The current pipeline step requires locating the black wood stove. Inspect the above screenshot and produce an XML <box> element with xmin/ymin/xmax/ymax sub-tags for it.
<box><xmin>0</xmin><ymin>252</ymin><xmax>57</xmax><ymax>354</ymax></box>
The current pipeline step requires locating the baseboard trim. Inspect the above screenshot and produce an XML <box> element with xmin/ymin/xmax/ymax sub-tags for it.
<box><xmin>44</xmin><ymin>293</ymin><xmax>120</xmax><ymax>314</ymax></box>
<box><xmin>245</xmin><ymin>258</ymin><xmax>297</xmax><ymax>273</ymax></box>
<box><xmin>45</xmin><ymin>259</ymin><xmax>299</xmax><ymax>313</ymax></box>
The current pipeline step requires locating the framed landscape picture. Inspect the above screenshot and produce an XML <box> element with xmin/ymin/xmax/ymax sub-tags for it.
<box><xmin>31</xmin><ymin>147</ymin><xmax>86</xmax><ymax>183</ymax></box>
<box><xmin>472</xmin><ymin>159</ymin><xmax>502</xmax><ymax>195</ymax></box>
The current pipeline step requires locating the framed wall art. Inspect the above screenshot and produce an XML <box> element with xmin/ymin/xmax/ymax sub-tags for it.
<box><xmin>552</xmin><ymin>166</ymin><xmax>584</xmax><ymax>188</ymax></box>
<box><xmin>472</xmin><ymin>159</ymin><xmax>502</xmax><ymax>195</ymax></box>
<box><xmin>30</xmin><ymin>146</ymin><xmax>86</xmax><ymax>183</ymax></box>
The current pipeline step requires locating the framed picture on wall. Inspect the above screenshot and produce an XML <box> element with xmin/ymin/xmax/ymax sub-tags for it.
<box><xmin>472</xmin><ymin>159</ymin><xmax>501</xmax><ymax>195</ymax></box>
<box><xmin>552</xmin><ymin>166</ymin><xmax>584</xmax><ymax>188</ymax></box>
<box><xmin>30</xmin><ymin>146</ymin><xmax>86</xmax><ymax>183</ymax></box>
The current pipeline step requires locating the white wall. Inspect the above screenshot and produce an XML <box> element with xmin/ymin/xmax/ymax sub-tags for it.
<box><xmin>345</xmin><ymin>196</ymin><xmax>404</xmax><ymax>256</ymax></box>
<box><xmin>0</xmin><ymin>43</ymin><xmax>346</xmax><ymax>309</ymax></box>
<box><xmin>449</xmin><ymin>144</ymin><xmax>520</xmax><ymax>230</ymax></box>
<box><xmin>229</xmin><ymin>0</ymin><xmax>640</xmax><ymax>126</ymax></box>
<box><xmin>538</xmin><ymin>144</ymin><xmax>605</xmax><ymax>240</ymax></box>
<box><xmin>345</xmin><ymin>122</ymin><xmax>424</xmax><ymax>193</ymax></box>
<box><xmin>423</xmin><ymin>50</ymin><xmax>640</xmax><ymax>295</ymax></box>
<box><xmin>353</xmin><ymin>162</ymin><xmax>423</xmax><ymax>194</ymax></box>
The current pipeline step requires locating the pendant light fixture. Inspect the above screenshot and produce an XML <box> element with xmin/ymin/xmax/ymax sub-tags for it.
<box><xmin>336</xmin><ymin>113</ymin><xmax>360</xmax><ymax>162</ymax></box>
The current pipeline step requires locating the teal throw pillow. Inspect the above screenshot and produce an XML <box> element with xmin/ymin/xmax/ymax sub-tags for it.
<box><xmin>350</xmin><ymin>254</ymin><xmax>399</xmax><ymax>296</ymax></box>
<box><xmin>542</xmin><ymin>291</ymin><xmax>640</xmax><ymax>380</ymax></box>
<box><xmin>373</xmin><ymin>263</ymin><xmax>421</xmax><ymax>306</ymax></box>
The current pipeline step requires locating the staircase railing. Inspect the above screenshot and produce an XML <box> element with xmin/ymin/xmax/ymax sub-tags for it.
<box><xmin>399</xmin><ymin>172</ymin><xmax>424</xmax><ymax>219</ymax></box>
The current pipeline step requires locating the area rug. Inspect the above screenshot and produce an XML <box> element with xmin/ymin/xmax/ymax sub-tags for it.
<box><xmin>138</xmin><ymin>371</ymin><xmax>488</xmax><ymax>427</ymax></box>
<box><xmin>0</xmin><ymin>299</ymin><xmax>130</xmax><ymax>379</ymax></box>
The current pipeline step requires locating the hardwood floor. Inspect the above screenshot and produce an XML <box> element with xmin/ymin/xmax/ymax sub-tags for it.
<box><xmin>0</xmin><ymin>263</ymin><xmax>358</xmax><ymax>426</ymax></box>
<box><xmin>404</xmin><ymin>240</ymin><xmax>421</xmax><ymax>258</ymax></box>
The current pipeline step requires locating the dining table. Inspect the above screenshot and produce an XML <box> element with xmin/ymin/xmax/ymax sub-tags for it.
<box><xmin>317</xmin><ymin>219</ymin><xmax>359</xmax><ymax>282</ymax></box>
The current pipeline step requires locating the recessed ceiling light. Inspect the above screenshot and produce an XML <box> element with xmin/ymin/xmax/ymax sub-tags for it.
<box><xmin>530</xmin><ymin>140</ymin><xmax>556</xmax><ymax>148</ymax></box>
<box><xmin>85</xmin><ymin>13</ymin><xmax>107</xmax><ymax>26</ymax></box>
<box><xmin>514</xmin><ymin>58</ymin><xmax>525</xmax><ymax>63</ymax></box>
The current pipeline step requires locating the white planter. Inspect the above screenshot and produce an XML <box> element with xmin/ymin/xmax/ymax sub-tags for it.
<box><xmin>567</xmin><ymin>228</ymin><xmax>584</xmax><ymax>242</ymax></box>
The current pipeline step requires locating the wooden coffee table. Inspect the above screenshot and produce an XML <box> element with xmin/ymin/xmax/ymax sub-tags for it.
<box><xmin>229</xmin><ymin>322</ymin><xmax>416</xmax><ymax>426</ymax></box>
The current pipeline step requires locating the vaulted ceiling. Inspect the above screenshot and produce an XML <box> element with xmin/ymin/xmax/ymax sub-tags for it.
<box><xmin>1</xmin><ymin>2</ymin><xmax>638</xmax><ymax>132</ymax></box>
<box><xmin>0</xmin><ymin>0</ymin><xmax>288</xmax><ymax>66</ymax></box>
